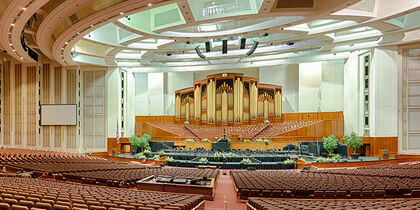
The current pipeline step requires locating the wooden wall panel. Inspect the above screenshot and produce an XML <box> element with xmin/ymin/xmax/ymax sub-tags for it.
<box><xmin>14</xmin><ymin>64</ymin><xmax>22</xmax><ymax>145</ymax></box>
<box><xmin>66</xmin><ymin>69</ymin><xmax>77</xmax><ymax>149</ymax></box>
<box><xmin>140</xmin><ymin>123</ymin><xmax>179</xmax><ymax>138</ymax></box>
<box><xmin>3</xmin><ymin>61</ymin><xmax>11</xmax><ymax>145</ymax></box>
<box><xmin>26</xmin><ymin>66</ymin><xmax>37</xmax><ymax>147</ymax></box>
<box><xmin>41</xmin><ymin>64</ymin><xmax>50</xmax><ymax>147</ymax></box>
<box><xmin>280</xmin><ymin>119</ymin><xmax>344</xmax><ymax>137</ymax></box>
<box><xmin>282</xmin><ymin>111</ymin><xmax>343</xmax><ymax>121</ymax></box>
<box><xmin>54</xmin><ymin>67</ymin><xmax>61</xmax><ymax>148</ymax></box>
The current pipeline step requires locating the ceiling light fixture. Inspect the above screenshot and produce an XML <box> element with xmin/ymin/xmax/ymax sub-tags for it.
<box><xmin>120</xmin><ymin>12</ymin><xmax>124</xmax><ymax>16</ymax></box>
<box><xmin>22</xmin><ymin>7</ymin><xmax>27</xmax><ymax>11</ymax></box>
<box><xmin>148</xmin><ymin>3</ymin><xmax>153</xmax><ymax>7</ymax></box>
<box><xmin>11</xmin><ymin>23</ymin><xmax>15</xmax><ymax>26</ymax></box>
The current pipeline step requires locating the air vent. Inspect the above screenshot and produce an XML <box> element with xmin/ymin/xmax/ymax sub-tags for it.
<box><xmin>276</xmin><ymin>0</ymin><xmax>314</xmax><ymax>8</ymax></box>
<box><xmin>69</xmin><ymin>13</ymin><xmax>79</xmax><ymax>24</ymax></box>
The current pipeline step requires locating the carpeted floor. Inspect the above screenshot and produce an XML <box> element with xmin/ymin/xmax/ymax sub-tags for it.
<box><xmin>205</xmin><ymin>170</ymin><xmax>247</xmax><ymax>210</ymax></box>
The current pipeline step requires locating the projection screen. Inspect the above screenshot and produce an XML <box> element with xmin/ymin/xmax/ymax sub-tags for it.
<box><xmin>40</xmin><ymin>104</ymin><xmax>77</xmax><ymax>125</ymax></box>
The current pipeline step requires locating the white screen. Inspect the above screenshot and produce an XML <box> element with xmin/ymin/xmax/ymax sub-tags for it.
<box><xmin>41</xmin><ymin>104</ymin><xmax>77</xmax><ymax>125</ymax></box>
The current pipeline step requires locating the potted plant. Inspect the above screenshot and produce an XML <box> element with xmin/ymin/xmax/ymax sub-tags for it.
<box><xmin>199</xmin><ymin>157</ymin><xmax>208</xmax><ymax>164</ymax></box>
<box><xmin>243</xmin><ymin>140</ymin><xmax>250</xmax><ymax>142</ymax></box>
<box><xmin>342</xmin><ymin>132</ymin><xmax>363</xmax><ymax>159</ymax></box>
<box><xmin>240</xmin><ymin>158</ymin><xmax>252</xmax><ymax>164</ymax></box>
<box><xmin>153</xmin><ymin>154</ymin><xmax>161</xmax><ymax>160</ymax></box>
<box><xmin>165</xmin><ymin>157</ymin><xmax>174</xmax><ymax>165</ymax></box>
<box><xmin>322</xmin><ymin>135</ymin><xmax>338</xmax><ymax>156</ymax></box>
<box><xmin>185</xmin><ymin>138</ymin><xmax>195</xmax><ymax>143</ymax></box>
<box><xmin>201</xmin><ymin>138</ymin><xmax>209</xmax><ymax>142</ymax></box>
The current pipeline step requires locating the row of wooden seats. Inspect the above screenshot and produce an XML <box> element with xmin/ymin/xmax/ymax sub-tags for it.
<box><xmin>248</xmin><ymin>198</ymin><xmax>420</xmax><ymax>210</ymax></box>
<box><xmin>0</xmin><ymin>177</ymin><xmax>203</xmax><ymax>210</ymax></box>
<box><xmin>148</xmin><ymin>123</ymin><xmax>195</xmax><ymax>138</ymax></box>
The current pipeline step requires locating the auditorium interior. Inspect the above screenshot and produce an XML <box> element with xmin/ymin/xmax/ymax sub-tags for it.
<box><xmin>1</xmin><ymin>0</ymin><xmax>420</xmax><ymax>209</ymax></box>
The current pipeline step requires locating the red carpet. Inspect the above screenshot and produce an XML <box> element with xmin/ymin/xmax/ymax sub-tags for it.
<box><xmin>205</xmin><ymin>170</ymin><xmax>247</xmax><ymax>210</ymax></box>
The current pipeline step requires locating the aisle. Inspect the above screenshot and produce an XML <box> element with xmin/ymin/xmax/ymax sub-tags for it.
<box><xmin>205</xmin><ymin>170</ymin><xmax>247</xmax><ymax>210</ymax></box>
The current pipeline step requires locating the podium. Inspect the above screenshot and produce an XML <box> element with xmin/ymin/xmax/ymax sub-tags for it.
<box><xmin>212</xmin><ymin>139</ymin><xmax>231</xmax><ymax>151</ymax></box>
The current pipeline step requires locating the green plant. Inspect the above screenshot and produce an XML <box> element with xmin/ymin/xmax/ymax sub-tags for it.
<box><xmin>201</xmin><ymin>138</ymin><xmax>209</xmax><ymax>142</ymax></box>
<box><xmin>199</xmin><ymin>157</ymin><xmax>208</xmax><ymax>163</ymax></box>
<box><xmin>342</xmin><ymin>132</ymin><xmax>363</xmax><ymax>154</ymax></box>
<box><xmin>323</xmin><ymin>135</ymin><xmax>338</xmax><ymax>155</ymax></box>
<box><xmin>331</xmin><ymin>153</ymin><xmax>341</xmax><ymax>159</ymax></box>
<box><xmin>315</xmin><ymin>157</ymin><xmax>338</xmax><ymax>163</ymax></box>
<box><xmin>243</xmin><ymin>140</ymin><xmax>250</xmax><ymax>142</ymax></box>
<box><xmin>129</xmin><ymin>133</ymin><xmax>151</xmax><ymax>152</ymax></box>
<box><xmin>240</xmin><ymin>158</ymin><xmax>252</xmax><ymax>164</ymax></box>
<box><xmin>263</xmin><ymin>139</ymin><xmax>271</xmax><ymax>144</ymax></box>
<box><xmin>255</xmin><ymin>139</ymin><xmax>264</xmax><ymax>143</ymax></box>
<box><xmin>153</xmin><ymin>154</ymin><xmax>160</xmax><ymax>160</ymax></box>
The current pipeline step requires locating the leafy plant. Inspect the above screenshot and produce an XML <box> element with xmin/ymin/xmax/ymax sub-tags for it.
<box><xmin>263</xmin><ymin>139</ymin><xmax>271</xmax><ymax>144</ymax></box>
<box><xmin>315</xmin><ymin>157</ymin><xmax>338</xmax><ymax>163</ymax></box>
<box><xmin>342</xmin><ymin>132</ymin><xmax>363</xmax><ymax>154</ymax></box>
<box><xmin>201</xmin><ymin>138</ymin><xmax>209</xmax><ymax>142</ymax></box>
<box><xmin>129</xmin><ymin>133</ymin><xmax>151</xmax><ymax>152</ymax></box>
<box><xmin>199</xmin><ymin>157</ymin><xmax>208</xmax><ymax>163</ymax></box>
<box><xmin>323</xmin><ymin>135</ymin><xmax>338</xmax><ymax>155</ymax></box>
<box><xmin>153</xmin><ymin>154</ymin><xmax>160</xmax><ymax>160</ymax></box>
<box><xmin>255</xmin><ymin>139</ymin><xmax>264</xmax><ymax>143</ymax></box>
<box><xmin>240</xmin><ymin>158</ymin><xmax>252</xmax><ymax>164</ymax></box>
<box><xmin>331</xmin><ymin>153</ymin><xmax>341</xmax><ymax>159</ymax></box>
<box><xmin>243</xmin><ymin>140</ymin><xmax>251</xmax><ymax>142</ymax></box>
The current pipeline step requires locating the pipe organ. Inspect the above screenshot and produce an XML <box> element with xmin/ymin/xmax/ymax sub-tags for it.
<box><xmin>175</xmin><ymin>73</ymin><xmax>282</xmax><ymax>125</ymax></box>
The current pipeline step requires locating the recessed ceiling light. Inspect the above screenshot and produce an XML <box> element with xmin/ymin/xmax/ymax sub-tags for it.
<box><xmin>11</xmin><ymin>23</ymin><xmax>15</xmax><ymax>26</ymax></box>
<box><xmin>8</xmin><ymin>32</ymin><xmax>11</xmax><ymax>35</ymax></box>
<box><xmin>120</xmin><ymin>12</ymin><xmax>124</xmax><ymax>16</ymax></box>
<box><xmin>65</xmin><ymin>42</ymin><xmax>68</xmax><ymax>44</ymax></box>
<box><xmin>77</xmin><ymin>32</ymin><xmax>80</xmax><ymax>35</ymax></box>
<box><xmin>22</xmin><ymin>7</ymin><xmax>27</xmax><ymax>11</ymax></box>
<box><xmin>20</xmin><ymin>57</ymin><xmax>24</xmax><ymax>60</ymax></box>
<box><xmin>90</xmin><ymin>25</ymin><xmax>94</xmax><ymax>27</ymax></box>
<box><xmin>9</xmin><ymin>43</ymin><xmax>13</xmax><ymax>46</ymax></box>
<box><xmin>12</xmin><ymin>49</ymin><xmax>16</xmax><ymax>52</ymax></box>
<box><xmin>148</xmin><ymin>3</ymin><xmax>153</xmax><ymax>6</ymax></box>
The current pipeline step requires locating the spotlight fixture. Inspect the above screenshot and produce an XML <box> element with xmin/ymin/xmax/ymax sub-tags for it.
<box><xmin>246</xmin><ymin>41</ymin><xmax>259</xmax><ymax>56</ymax></box>
<box><xmin>222</xmin><ymin>40</ymin><xmax>227</xmax><ymax>54</ymax></box>
<box><xmin>148</xmin><ymin>3</ymin><xmax>153</xmax><ymax>7</ymax></box>
<box><xmin>125</xmin><ymin>16</ymin><xmax>130</xmax><ymax>20</ymax></box>
<box><xmin>167</xmin><ymin>52</ymin><xmax>173</xmax><ymax>56</ymax></box>
<box><xmin>195</xmin><ymin>46</ymin><xmax>206</xmax><ymax>59</ymax></box>
<box><xmin>240</xmin><ymin>38</ymin><xmax>246</xmax><ymax>49</ymax></box>
<box><xmin>205</xmin><ymin>41</ymin><xmax>211</xmax><ymax>52</ymax></box>
<box><xmin>286</xmin><ymin>41</ymin><xmax>294</xmax><ymax>46</ymax></box>
<box><xmin>263</xmin><ymin>33</ymin><xmax>269</xmax><ymax>37</ymax></box>
<box><xmin>186</xmin><ymin>41</ymin><xmax>191</xmax><ymax>44</ymax></box>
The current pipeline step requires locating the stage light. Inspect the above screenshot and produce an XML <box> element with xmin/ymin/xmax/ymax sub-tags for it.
<box><xmin>240</xmin><ymin>38</ymin><xmax>246</xmax><ymax>49</ymax></box>
<box><xmin>222</xmin><ymin>40</ymin><xmax>227</xmax><ymax>54</ymax></box>
<box><xmin>205</xmin><ymin>41</ymin><xmax>211</xmax><ymax>52</ymax></box>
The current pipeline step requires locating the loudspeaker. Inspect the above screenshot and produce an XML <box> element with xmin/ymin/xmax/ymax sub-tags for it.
<box><xmin>240</xmin><ymin>38</ymin><xmax>246</xmax><ymax>49</ymax></box>
<box><xmin>222</xmin><ymin>40</ymin><xmax>227</xmax><ymax>54</ymax></box>
<box><xmin>195</xmin><ymin>46</ymin><xmax>206</xmax><ymax>59</ymax></box>
<box><xmin>246</xmin><ymin>41</ymin><xmax>258</xmax><ymax>56</ymax></box>
<box><xmin>205</xmin><ymin>41</ymin><xmax>211</xmax><ymax>52</ymax></box>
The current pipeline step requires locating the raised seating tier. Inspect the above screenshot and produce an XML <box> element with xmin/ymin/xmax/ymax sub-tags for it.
<box><xmin>232</xmin><ymin>163</ymin><xmax>420</xmax><ymax>199</ymax></box>
<box><xmin>0</xmin><ymin>177</ymin><xmax>204</xmax><ymax>210</ymax></box>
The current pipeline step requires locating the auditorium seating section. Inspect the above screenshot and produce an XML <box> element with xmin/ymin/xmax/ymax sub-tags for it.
<box><xmin>62</xmin><ymin>168</ymin><xmax>219</xmax><ymax>187</ymax></box>
<box><xmin>248</xmin><ymin>198</ymin><xmax>420</xmax><ymax>210</ymax></box>
<box><xmin>0</xmin><ymin>177</ymin><xmax>204</xmax><ymax>210</ymax></box>
<box><xmin>232</xmin><ymin>163</ymin><xmax>420</xmax><ymax>200</ymax></box>
<box><xmin>149</xmin><ymin>120</ymin><xmax>322</xmax><ymax>139</ymax></box>
<box><xmin>1</xmin><ymin>148</ymin><xmax>218</xmax><ymax>187</ymax></box>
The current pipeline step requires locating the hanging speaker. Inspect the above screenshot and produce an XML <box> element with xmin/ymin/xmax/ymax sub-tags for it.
<box><xmin>205</xmin><ymin>41</ymin><xmax>211</xmax><ymax>52</ymax></box>
<box><xmin>222</xmin><ymin>40</ymin><xmax>227</xmax><ymax>54</ymax></box>
<box><xmin>246</xmin><ymin>41</ymin><xmax>259</xmax><ymax>56</ymax></box>
<box><xmin>240</xmin><ymin>38</ymin><xmax>246</xmax><ymax>49</ymax></box>
<box><xmin>195</xmin><ymin>46</ymin><xmax>206</xmax><ymax>59</ymax></box>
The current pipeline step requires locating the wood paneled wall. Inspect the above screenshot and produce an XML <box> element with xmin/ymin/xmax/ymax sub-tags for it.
<box><xmin>2</xmin><ymin>61</ymin><xmax>11</xmax><ymax>145</ymax></box>
<box><xmin>41</xmin><ymin>64</ymin><xmax>50</xmax><ymax>148</ymax></box>
<box><xmin>281</xmin><ymin>120</ymin><xmax>344</xmax><ymax>137</ymax></box>
<box><xmin>26</xmin><ymin>66</ymin><xmax>37</xmax><ymax>147</ymax></box>
<box><xmin>135</xmin><ymin>116</ymin><xmax>175</xmax><ymax>123</ymax></box>
<box><xmin>66</xmin><ymin>69</ymin><xmax>77</xmax><ymax>149</ymax></box>
<box><xmin>139</xmin><ymin>123</ymin><xmax>179</xmax><ymax>138</ymax></box>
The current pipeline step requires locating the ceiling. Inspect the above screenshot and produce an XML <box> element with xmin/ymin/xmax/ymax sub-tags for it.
<box><xmin>1</xmin><ymin>0</ymin><xmax>420</xmax><ymax>72</ymax></box>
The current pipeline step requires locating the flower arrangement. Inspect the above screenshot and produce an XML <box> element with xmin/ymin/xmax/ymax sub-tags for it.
<box><xmin>136</xmin><ymin>153</ymin><xmax>146</xmax><ymax>159</ymax></box>
<box><xmin>159</xmin><ymin>150</ymin><xmax>165</xmax><ymax>156</ymax></box>
<box><xmin>199</xmin><ymin>157</ymin><xmax>208</xmax><ymax>163</ymax></box>
<box><xmin>143</xmin><ymin>149</ymin><xmax>151</xmax><ymax>155</ymax></box>
<box><xmin>165</xmin><ymin>157</ymin><xmax>174</xmax><ymax>164</ymax></box>
<box><xmin>263</xmin><ymin>139</ymin><xmax>271</xmax><ymax>144</ymax></box>
<box><xmin>185</xmin><ymin>138</ymin><xmax>195</xmax><ymax>143</ymax></box>
<box><xmin>255</xmin><ymin>138</ymin><xmax>264</xmax><ymax>143</ymax></box>
<box><xmin>283</xmin><ymin>159</ymin><xmax>296</xmax><ymax>165</ymax></box>
<box><xmin>314</xmin><ymin>157</ymin><xmax>338</xmax><ymax>163</ymax></box>
<box><xmin>264</xmin><ymin>120</ymin><xmax>270</xmax><ymax>124</ymax></box>
<box><xmin>213</xmin><ymin>152</ymin><xmax>237</xmax><ymax>159</ymax></box>
<box><xmin>184</xmin><ymin>121</ymin><xmax>189</xmax><ymax>125</ymax></box>
<box><xmin>297</xmin><ymin>157</ymin><xmax>306</xmax><ymax>162</ymax></box>
<box><xmin>240</xmin><ymin>158</ymin><xmax>252</xmax><ymax>164</ymax></box>
<box><xmin>201</xmin><ymin>138</ymin><xmax>209</xmax><ymax>142</ymax></box>
<box><xmin>243</xmin><ymin>140</ymin><xmax>251</xmax><ymax>142</ymax></box>
<box><xmin>153</xmin><ymin>154</ymin><xmax>161</xmax><ymax>160</ymax></box>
